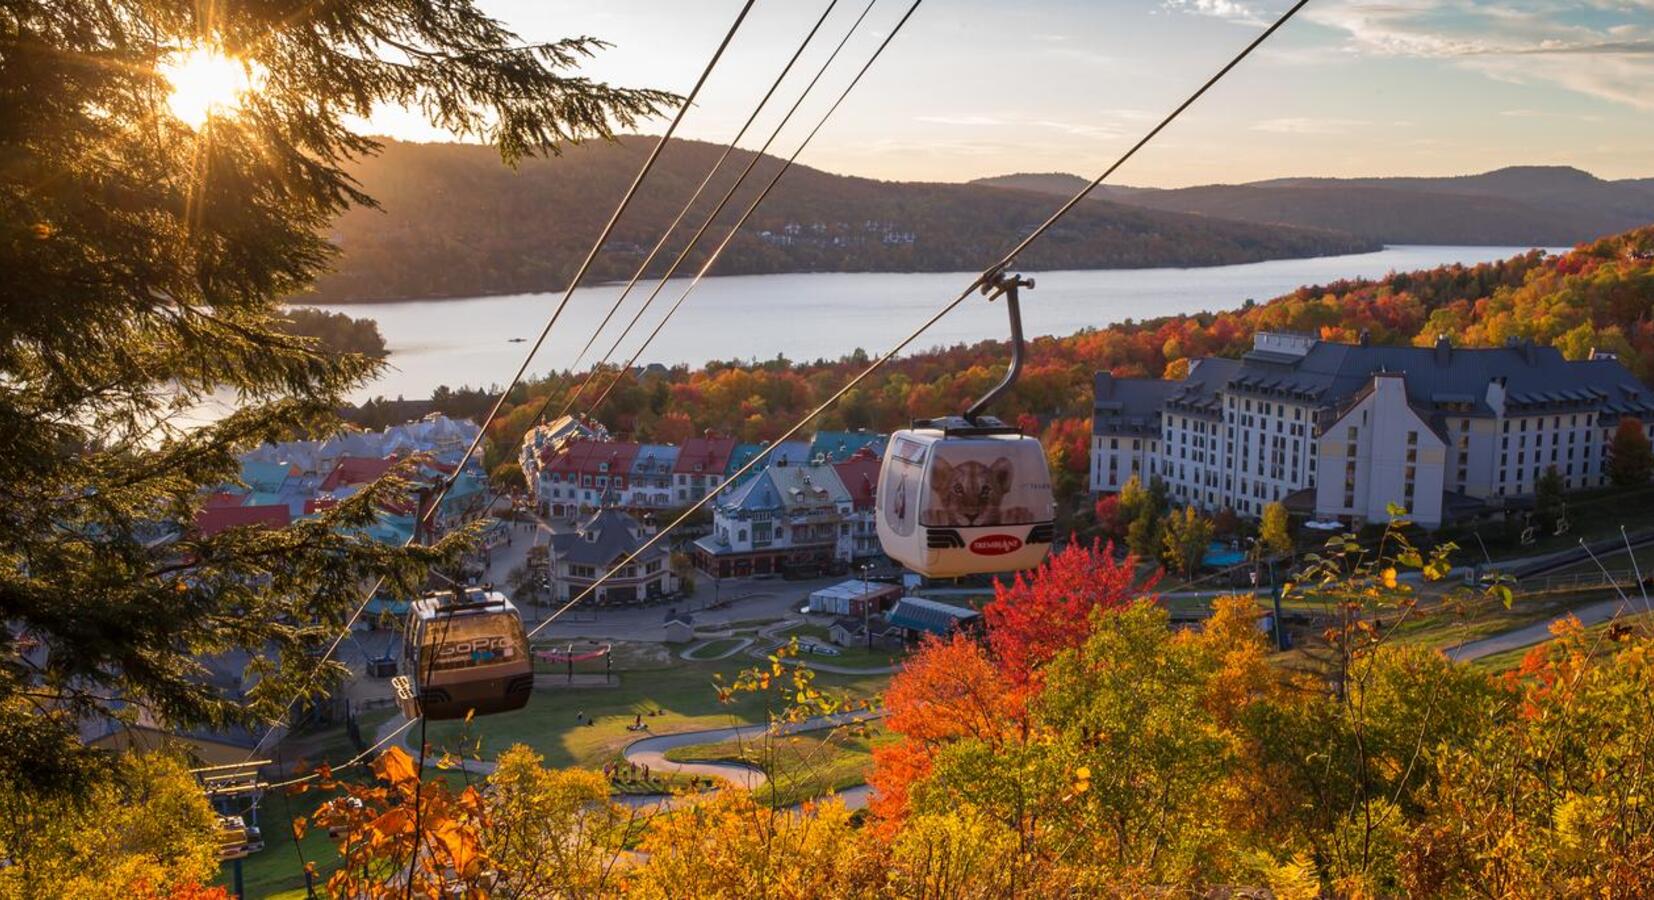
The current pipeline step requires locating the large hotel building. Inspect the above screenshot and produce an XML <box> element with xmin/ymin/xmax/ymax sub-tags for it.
<box><xmin>1091</xmin><ymin>332</ymin><xmax>1654</xmax><ymax>528</ymax></box>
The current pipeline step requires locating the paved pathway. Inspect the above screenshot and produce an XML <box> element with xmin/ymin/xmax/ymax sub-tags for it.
<box><xmin>748</xmin><ymin>619</ymin><xmax>904</xmax><ymax>675</ymax></box>
<box><xmin>618</xmin><ymin>710</ymin><xmax>884</xmax><ymax>812</ymax></box>
<box><xmin>679</xmin><ymin>637</ymin><xmax>754</xmax><ymax>661</ymax></box>
<box><xmin>374</xmin><ymin>708</ymin><xmax>883</xmax><ymax>812</ymax></box>
<box><xmin>1445</xmin><ymin>596</ymin><xmax>1644</xmax><ymax>661</ymax></box>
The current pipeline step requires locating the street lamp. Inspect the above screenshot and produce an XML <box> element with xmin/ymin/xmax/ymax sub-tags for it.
<box><xmin>860</xmin><ymin>563</ymin><xmax>874</xmax><ymax>650</ymax></box>
<box><xmin>1246</xmin><ymin>537</ymin><xmax>1288</xmax><ymax>651</ymax></box>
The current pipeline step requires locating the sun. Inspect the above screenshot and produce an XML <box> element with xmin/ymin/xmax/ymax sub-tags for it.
<box><xmin>160</xmin><ymin>46</ymin><xmax>257</xmax><ymax>127</ymax></box>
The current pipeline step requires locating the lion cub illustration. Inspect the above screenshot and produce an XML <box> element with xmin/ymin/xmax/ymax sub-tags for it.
<box><xmin>928</xmin><ymin>456</ymin><xmax>1033</xmax><ymax>526</ymax></box>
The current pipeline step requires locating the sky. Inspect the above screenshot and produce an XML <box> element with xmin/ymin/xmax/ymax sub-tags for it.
<box><xmin>367</xmin><ymin>0</ymin><xmax>1654</xmax><ymax>188</ymax></box>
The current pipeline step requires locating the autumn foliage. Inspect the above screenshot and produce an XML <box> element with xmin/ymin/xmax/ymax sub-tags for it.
<box><xmin>462</xmin><ymin>227</ymin><xmax>1654</xmax><ymax>470</ymax></box>
<box><xmin>307</xmin><ymin>524</ymin><xmax>1654</xmax><ymax>896</ymax></box>
<box><xmin>983</xmin><ymin>539</ymin><xmax>1156</xmax><ymax>687</ymax></box>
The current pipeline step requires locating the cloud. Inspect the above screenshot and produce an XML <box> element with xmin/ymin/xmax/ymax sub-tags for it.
<box><xmin>1162</xmin><ymin>0</ymin><xmax>1267</xmax><ymax>26</ymax></box>
<box><xmin>1251</xmin><ymin>117</ymin><xmax>1372</xmax><ymax>134</ymax></box>
<box><xmin>1307</xmin><ymin>0</ymin><xmax>1654</xmax><ymax>109</ymax></box>
<box><xmin>916</xmin><ymin>114</ymin><xmax>1006</xmax><ymax>127</ymax></box>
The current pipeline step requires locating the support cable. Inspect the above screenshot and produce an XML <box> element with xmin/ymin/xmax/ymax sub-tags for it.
<box><xmin>527</xmin><ymin>0</ymin><xmax>1310</xmax><ymax>638</ymax></box>
<box><xmin>239</xmin><ymin>0</ymin><xmax>758</xmax><ymax>763</ymax></box>
<box><xmin>557</xmin><ymin>0</ymin><xmax>845</xmax><ymax>399</ymax></box>
<box><xmin>578</xmin><ymin>0</ymin><xmax>919</xmax><ymax>416</ymax></box>
<box><xmin>551</xmin><ymin>0</ymin><xmax>887</xmax><ymax>423</ymax></box>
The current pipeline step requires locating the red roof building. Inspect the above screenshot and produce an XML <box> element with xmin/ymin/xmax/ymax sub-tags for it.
<box><xmin>672</xmin><ymin>436</ymin><xmax>737</xmax><ymax>504</ymax></box>
<box><xmin>831</xmin><ymin>447</ymin><xmax>883</xmax><ymax>561</ymax></box>
<box><xmin>831</xmin><ymin>447</ymin><xmax>881</xmax><ymax>512</ymax></box>
<box><xmin>195</xmin><ymin>504</ymin><xmax>292</xmax><ymax>537</ymax></box>
<box><xmin>541</xmin><ymin>441</ymin><xmax>642</xmax><ymax>495</ymax></box>
<box><xmin>320</xmin><ymin>455</ymin><xmax>398</xmax><ymax>492</ymax></box>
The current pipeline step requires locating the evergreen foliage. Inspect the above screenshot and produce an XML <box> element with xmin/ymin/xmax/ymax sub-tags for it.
<box><xmin>0</xmin><ymin>0</ymin><xmax>669</xmax><ymax>799</ymax></box>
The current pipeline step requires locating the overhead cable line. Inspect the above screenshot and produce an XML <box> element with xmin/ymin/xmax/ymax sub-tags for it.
<box><xmin>557</xmin><ymin>0</ymin><xmax>845</xmax><ymax>398</ymax></box>
<box><xmin>549</xmin><ymin>0</ymin><xmax>886</xmax><ymax>424</ymax></box>
<box><xmin>240</xmin><ymin>0</ymin><xmax>759</xmax><ymax>763</ymax></box>
<box><xmin>527</xmin><ymin>0</ymin><xmax>1310</xmax><ymax>639</ymax></box>
<box><xmin>582</xmin><ymin>0</ymin><xmax>913</xmax><ymax>418</ymax></box>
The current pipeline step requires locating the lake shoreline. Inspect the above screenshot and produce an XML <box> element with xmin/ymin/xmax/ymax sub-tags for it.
<box><xmin>285</xmin><ymin>243</ymin><xmax>1405</xmax><ymax>307</ymax></box>
<box><xmin>302</xmin><ymin>245</ymin><xmax>1556</xmax><ymax>402</ymax></box>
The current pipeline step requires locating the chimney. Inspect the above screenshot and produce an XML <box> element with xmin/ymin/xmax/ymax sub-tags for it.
<box><xmin>1434</xmin><ymin>333</ymin><xmax>1451</xmax><ymax>365</ymax></box>
<box><xmin>1358</xmin><ymin>329</ymin><xmax>1371</xmax><ymax>348</ymax></box>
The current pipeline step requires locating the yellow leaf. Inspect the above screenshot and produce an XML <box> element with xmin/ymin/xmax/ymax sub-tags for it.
<box><xmin>1075</xmin><ymin>766</ymin><xmax>1091</xmax><ymax>781</ymax></box>
<box><xmin>1381</xmin><ymin>567</ymin><xmax>1397</xmax><ymax>588</ymax></box>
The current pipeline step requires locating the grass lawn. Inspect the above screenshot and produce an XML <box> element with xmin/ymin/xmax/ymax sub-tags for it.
<box><xmin>683</xmin><ymin>637</ymin><xmax>747</xmax><ymax>660</ymax></box>
<box><xmin>422</xmin><ymin>657</ymin><xmax>890</xmax><ymax>771</ymax></box>
<box><xmin>779</xmin><ymin>623</ymin><xmax>832</xmax><ymax>643</ymax></box>
<box><xmin>215</xmin><ymin>735</ymin><xmax>475</xmax><ymax>899</ymax></box>
<box><xmin>1535</xmin><ymin>541</ymin><xmax>1654</xmax><ymax>581</ymax></box>
<box><xmin>1470</xmin><ymin>609</ymin><xmax>1654</xmax><ymax>673</ymax></box>
<box><xmin>1431</xmin><ymin>483</ymin><xmax>1654</xmax><ymax>562</ymax></box>
<box><xmin>663</xmin><ymin>723</ymin><xmax>895</xmax><ymax>808</ymax></box>
<box><xmin>1386</xmin><ymin>587</ymin><xmax>1621</xmax><ymax>653</ymax></box>
<box><xmin>787</xmin><ymin>643</ymin><xmax>906</xmax><ymax>670</ymax></box>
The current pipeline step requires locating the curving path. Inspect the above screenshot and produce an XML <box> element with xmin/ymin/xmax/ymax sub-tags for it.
<box><xmin>1445</xmin><ymin>597</ymin><xmax>1640</xmax><ymax>662</ymax></box>
<box><xmin>620</xmin><ymin>709</ymin><xmax>885</xmax><ymax>795</ymax></box>
<box><xmin>679</xmin><ymin>636</ymin><xmax>754</xmax><ymax>661</ymax></box>
<box><xmin>374</xmin><ymin>708</ymin><xmax>884</xmax><ymax>813</ymax></box>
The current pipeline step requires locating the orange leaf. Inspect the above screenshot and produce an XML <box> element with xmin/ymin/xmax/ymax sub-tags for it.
<box><xmin>368</xmin><ymin>807</ymin><xmax>412</xmax><ymax>841</ymax></box>
<box><xmin>374</xmin><ymin>745</ymin><xmax>418</xmax><ymax>787</ymax></box>
<box><xmin>291</xmin><ymin>816</ymin><xmax>308</xmax><ymax>840</ymax></box>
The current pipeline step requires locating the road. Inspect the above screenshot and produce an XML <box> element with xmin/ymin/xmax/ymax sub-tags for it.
<box><xmin>1444</xmin><ymin>596</ymin><xmax>1645</xmax><ymax>661</ymax></box>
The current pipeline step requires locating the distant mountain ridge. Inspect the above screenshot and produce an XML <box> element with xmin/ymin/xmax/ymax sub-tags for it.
<box><xmin>973</xmin><ymin>166</ymin><xmax>1654</xmax><ymax>246</ymax></box>
<box><xmin>309</xmin><ymin>139</ymin><xmax>1372</xmax><ymax>303</ymax></box>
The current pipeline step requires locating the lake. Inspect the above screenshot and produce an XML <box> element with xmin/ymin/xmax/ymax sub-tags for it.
<box><xmin>305</xmin><ymin>245</ymin><xmax>1555</xmax><ymax>403</ymax></box>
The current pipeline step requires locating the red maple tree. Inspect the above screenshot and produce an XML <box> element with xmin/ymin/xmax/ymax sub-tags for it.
<box><xmin>984</xmin><ymin>538</ymin><xmax>1157</xmax><ymax>688</ymax></box>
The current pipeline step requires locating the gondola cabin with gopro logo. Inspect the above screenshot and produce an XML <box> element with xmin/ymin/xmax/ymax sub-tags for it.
<box><xmin>393</xmin><ymin>587</ymin><xmax>533</xmax><ymax>721</ymax></box>
<box><xmin>875</xmin><ymin>271</ymin><xmax>1055</xmax><ymax>578</ymax></box>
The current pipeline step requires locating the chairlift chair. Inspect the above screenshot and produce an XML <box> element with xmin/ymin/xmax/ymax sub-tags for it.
<box><xmin>393</xmin><ymin>587</ymin><xmax>533</xmax><ymax>721</ymax></box>
<box><xmin>876</xmin><ymin>272</ymin><xmax>1055</xmax><ymax>578</ymax></box>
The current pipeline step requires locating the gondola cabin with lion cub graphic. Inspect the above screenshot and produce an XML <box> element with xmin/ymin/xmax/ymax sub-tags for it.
<box><xmin>876</xmin><ymin>425</ymin><xmax>1054</xmax><ymax>578</ymax></box>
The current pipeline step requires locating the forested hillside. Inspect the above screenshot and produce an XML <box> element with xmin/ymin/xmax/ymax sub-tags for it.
<box><xmin>438</xmin><ymin>227</ymin><xmax>1654</xmax><ymax>490</ymax></box>
<box><xmin>308</xmin><ymin>138</ymin><xmax>1373</xmax><ymax>302</ymax></box>
<box><xmin>977</xmin><ymin>166</ymin><xmax>1654</xmax><ymax>246</ymax></box>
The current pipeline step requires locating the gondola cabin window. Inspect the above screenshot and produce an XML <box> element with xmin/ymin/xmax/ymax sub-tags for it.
<box><xmin>395</xmin><ymin>588</ymin><xmax>533</xmax><ymax>721</ymax></box>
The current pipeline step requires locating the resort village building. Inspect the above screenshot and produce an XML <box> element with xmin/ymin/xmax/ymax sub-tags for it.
<box><xmin>691</xmin><ymin>460</ymin><xmax>855</xmax><ymax>578</ymax></box>
<box><xmin>1092</xmin><ymin>332</ymin><xmax>1654</xmax><ymax>528</ymax></box>
<box><xmin>546</xmin><ymin>507</ymin><xmax>675</xmax><ymax>605</ymax></box>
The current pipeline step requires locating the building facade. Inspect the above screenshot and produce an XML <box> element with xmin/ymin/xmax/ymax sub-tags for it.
<box><xmin>1092</xmin><ymin>332</ymin><xmax>1654</xmax><ymax>528</ymax></box>
<box><xmin>691</xmin><ymin>461</ymin><xmax>854</xmax><ymax>578</ymax></box>
<box><xmin>546</xmin><ymin>507</ymin><xmax>675</xmax><ymax>605</ymax></box>
<box><xmin>673</xmin><ymin>436</ymin><xmax>737</xmax><ymax>505</ymax></box>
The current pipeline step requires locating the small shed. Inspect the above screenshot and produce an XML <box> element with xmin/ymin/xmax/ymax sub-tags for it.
<box><xmin>663</xmin><ymin>608</ymin><xmax>695</xmax><ymax>644</ymax></box>
<box><xmin>887</xmin><ymin>597</ymin><xmax>981</xmax><ymax>643</ymax></box>
<box><xmin>807</xmin><ymin>579</ymin><xmax>901</xmax><ymax>616</ymax></box>
<box><xmin>830</xmin><ymin>613</ymin><xmax>898</xmax><ymax>649</ymax></box>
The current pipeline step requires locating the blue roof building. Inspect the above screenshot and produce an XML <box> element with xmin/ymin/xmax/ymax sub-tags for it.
<box><xmin>725</xmin><ymin>440</ymin><xmax>812</xmax><ymax>487</ymax></box>
<box><xmin>809</xmin><ymin>430</ymin><xmax>886</xmax><ymax>464</ymax></box>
